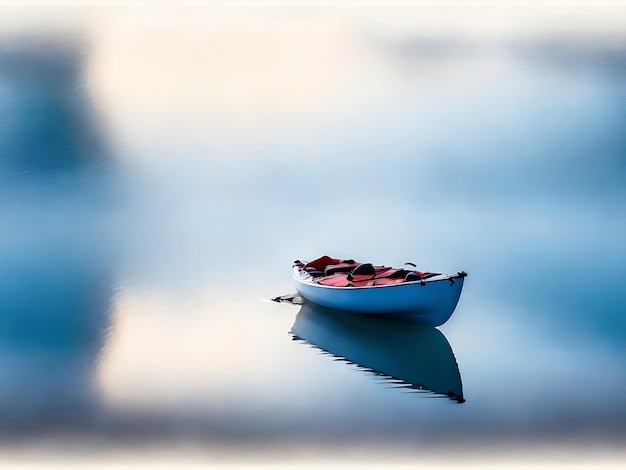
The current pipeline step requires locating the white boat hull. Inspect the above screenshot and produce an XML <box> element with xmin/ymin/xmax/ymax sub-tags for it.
<box><xmin>293</xmin><ymin>265</ymin><xmax>465</xmax><ymax>327</ymax></box>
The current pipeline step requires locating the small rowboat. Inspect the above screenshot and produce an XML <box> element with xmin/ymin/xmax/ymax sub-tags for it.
<box><xmin>292</xmin><ymin>255</ymin><xmax>467</xmax><ymax>327</ymax></box>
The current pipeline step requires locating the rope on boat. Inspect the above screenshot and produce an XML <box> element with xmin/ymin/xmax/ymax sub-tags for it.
<box><xmin>271</xmin><ymin>293</ymin><xmax>304</xmax><ymax>305</ymax></box>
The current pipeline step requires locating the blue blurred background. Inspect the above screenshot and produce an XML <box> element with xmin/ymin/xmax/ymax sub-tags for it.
<box><xmin>0</xmin><ymin>2</ymin><xmax>624</xmax><ymax>466</ymax></box>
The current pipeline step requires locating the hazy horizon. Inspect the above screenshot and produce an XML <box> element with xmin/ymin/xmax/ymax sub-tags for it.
<box><xmin>1</xmin><ymin>2</ymin><xmax>625</xmax><ymax>467</ymax></box>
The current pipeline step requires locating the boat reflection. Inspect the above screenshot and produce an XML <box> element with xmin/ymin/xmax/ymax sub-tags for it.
<box><xmin>290</xmin><ymin>302</ymin><xmax>464</xmax><ymax>402</ymax></box>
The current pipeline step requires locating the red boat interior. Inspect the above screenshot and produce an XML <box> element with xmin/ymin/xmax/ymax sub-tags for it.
<box><xmin>295</xmin><ymin>255</ymin><xmax>439</xmax><ymax>287</ymax></box>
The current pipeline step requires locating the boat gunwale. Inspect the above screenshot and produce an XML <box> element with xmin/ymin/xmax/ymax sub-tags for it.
<box><xmin>293</xmin><ymin>265</ymin><xmax>465</xmax><ymax>291</ymax></box>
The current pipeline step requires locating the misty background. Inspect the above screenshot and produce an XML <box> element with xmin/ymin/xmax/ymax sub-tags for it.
<box><xmin>0</xmin><ymin>2</ymin><xmax>625</xmax><ymax>466</ymax></box>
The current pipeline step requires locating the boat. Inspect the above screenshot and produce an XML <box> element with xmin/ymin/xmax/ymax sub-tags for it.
<box><xmin>292</xmin><ymin>255</ymin><xmax>467</xmax><ymax>327</ymax></box>
<box><xmin>290</xmin><ymin>302</ymin><xmax>464</xmax><ymax>402</ymax></box>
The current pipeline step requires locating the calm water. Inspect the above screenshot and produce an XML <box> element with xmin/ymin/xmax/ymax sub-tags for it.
<box><xmin>1</xmin><ymin>3</ymin><xmax>625</xmax><ymax>466</ymax></box>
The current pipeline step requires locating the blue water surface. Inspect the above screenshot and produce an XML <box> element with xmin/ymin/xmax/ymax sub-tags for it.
<box><xmin>0</xmin><ymin>6</ymin><xmax>625</xmax><ymax>461</ymax></box>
